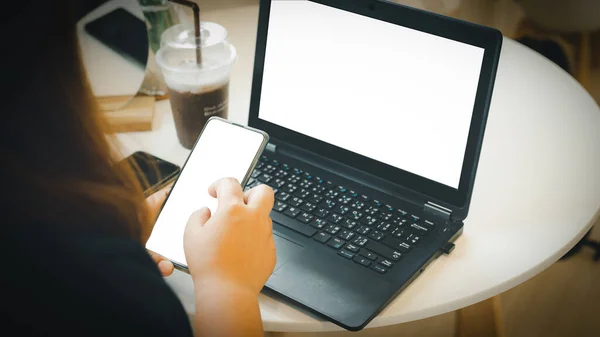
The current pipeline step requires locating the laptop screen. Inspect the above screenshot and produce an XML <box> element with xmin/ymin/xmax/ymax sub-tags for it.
<box><xmin>257</xmin><ymin>0</ymin><xmax>485</xmax><ymax>189</ymax></box>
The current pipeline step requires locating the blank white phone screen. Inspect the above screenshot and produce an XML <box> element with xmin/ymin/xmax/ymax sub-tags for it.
<box><xmin>146</xmin><ymin>118</ymin><xmax>266</xmax><ymax>267</ymax></box>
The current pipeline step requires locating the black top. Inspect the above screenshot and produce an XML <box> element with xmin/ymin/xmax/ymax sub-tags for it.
<box><xmin>3</xmin><ymin>223</ymin><xmax>193</xmax><ymax>337</ymax></box>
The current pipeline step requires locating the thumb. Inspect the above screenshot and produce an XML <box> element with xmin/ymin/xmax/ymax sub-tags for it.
<box><xmin>187</xmin><ymin>207</ymin><xmax>212</xmax><ymax>228</ymax></box>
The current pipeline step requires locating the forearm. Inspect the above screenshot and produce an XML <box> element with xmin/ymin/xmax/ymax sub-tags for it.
<box><xmin>192</xmin><ymin>278</ymin><xmax>264</xmax><ymax>337</ymax></box>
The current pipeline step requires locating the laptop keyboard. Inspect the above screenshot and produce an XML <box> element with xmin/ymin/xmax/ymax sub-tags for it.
<box><xmin>245</xmin><ymin>155</ymin><xmax>437</xmax><ymax>275</ymax></box>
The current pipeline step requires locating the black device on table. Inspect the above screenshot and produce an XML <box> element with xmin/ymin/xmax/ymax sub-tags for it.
<box><xmin>121</xmin><ymin>151</ymin><xmax>181</xmax><ymax>197</ymax></box>
<box><xmin>245</xmin><ymin>0</ymin><xmax>502</xmax><ymax>331</ymax></box>
<box><xmin>84</xmin><ymin>7</ymin><xmax>149</xmax><ymax>68</ymax></box>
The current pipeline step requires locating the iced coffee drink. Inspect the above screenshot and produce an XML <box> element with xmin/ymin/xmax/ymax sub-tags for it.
<box><xmin>156</xmin><ymin>22</ymin><xmax>236</xmax><ymax>149</ymax></box>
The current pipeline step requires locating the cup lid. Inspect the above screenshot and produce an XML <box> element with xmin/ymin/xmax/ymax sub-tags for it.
<box><xmin>161</xmin><ymin>22</ymin><xmax>228</xmax><ymax>49</ymax></box>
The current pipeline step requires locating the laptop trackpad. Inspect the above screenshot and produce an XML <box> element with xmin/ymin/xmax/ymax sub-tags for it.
<box><xmin>273</xmin><ymin>234</ymin><xmax>304</xmax><ymax>272</ymax></box>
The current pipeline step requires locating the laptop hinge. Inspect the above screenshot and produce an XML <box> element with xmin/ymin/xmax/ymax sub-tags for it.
<box><xmin>424</xmin><ymin>201</ymin><xmax>451</xmax><ymax>220</ymax></box>
<box><xmin>265</xmin><ymin>143</ymin><xmax>277</xmax><ymax>154</ymax></box>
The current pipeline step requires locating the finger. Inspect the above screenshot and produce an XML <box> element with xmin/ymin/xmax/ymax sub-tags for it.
<box><xmin>245</xmin><ymin>184</ymin><xmax>275</xmax><ymax>213</ymax></box>
<box><xmin>148</xmin><ymin>250</ymin><xmax>175</xmax><ymax>277</ymax></box>
<box><xmin>188</xmin><ymin>206</ymin><xmax>212</xmax><ymax>227</ymax></box>
<box><xmin>208</xmin><ymin>177</ymin><xmax>244</xmax><ymax>207</ymax></box>
<box><xmin>146</xmin><ymin>186</ymin><xmax>171</xmax><ymax>221</ymax></box>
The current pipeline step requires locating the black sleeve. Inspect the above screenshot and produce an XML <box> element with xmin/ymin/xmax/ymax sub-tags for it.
<box><xmin>4</xmin><ymin>225</ymin><xmax>193</xmax><ymax>337</ymax></box>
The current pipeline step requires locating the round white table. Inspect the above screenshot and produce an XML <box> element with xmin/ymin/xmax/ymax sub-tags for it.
<box><xmin>117</xmin><ymin>6</ymin><xmax>600</xmax><ymax>332</ymax></box>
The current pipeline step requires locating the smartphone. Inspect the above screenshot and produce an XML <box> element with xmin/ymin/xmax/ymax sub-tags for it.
<box><xmin>121</xmin><ymin>151</ymin><xmax>181</xmax><ymax>197</ymax></box>
<box><xmin>84</xmin><ymin>7</ymin><xmax>149</xmax><ymax>68</ymax></box>
<box><xmin>145</xmin><ymin>117</ymin><xmax>270</xmax><ymax>271</ymax></box>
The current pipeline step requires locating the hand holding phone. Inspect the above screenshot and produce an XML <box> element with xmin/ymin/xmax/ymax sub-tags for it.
<box><xmin>145</xmin><ymin>117</ymin><xmax>271</xmax><ymax>270</ymax></box>
<box><xmin>184</xmin><ymin>178</ymin><xmax>276</xmax><ymax>296</ymax></box>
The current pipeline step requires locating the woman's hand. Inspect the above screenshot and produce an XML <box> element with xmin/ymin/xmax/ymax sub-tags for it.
<box><xmin>144</xmin><ymin>185</ymin><xmax>174</xmax><ymax>277</ymax></box>
<box><xmin>184</xmin><ymin>177</ymin><xmax>276</xmax><ymax>337</ymax></box>
<box><xmin>184</xmin><ymin>177</ymin><xmax>276</xmax><ymax>296</ymax></box>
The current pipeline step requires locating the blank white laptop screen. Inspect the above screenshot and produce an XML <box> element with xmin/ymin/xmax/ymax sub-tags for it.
<box><xmin>146</xmin><ymin>119</ymin><xmax>266</xmax><ymax>267</ymax></box>
<box><xmin>258</xmin><ymin>0</ymin><xmax>485</xmax><ymax>188</ymax></box>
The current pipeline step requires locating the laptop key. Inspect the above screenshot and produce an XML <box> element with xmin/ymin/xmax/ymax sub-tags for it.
<box><xmin>365</xmin><ymin>241</ymin><xmax>402</xmax><ymax>261</ymax></box>
<box><xmin>282</xmin><ymin>184</ymin><xmax>297</xmax><ymax>194</ymax></box>
<box><xmin>337</xmin><ymin>195</ymin><xmax>353</xmax><ymax>205</ymax></box>
<box><xmin>382</xmin><ymin>236</ymin><xmax>412</xmax><ymax>252</ymax></box>
<box><xmin>300</xmin><ymin>202</ymin><xmax>317</xmax><ymax>213</ymax></box>
<box><xmin>364</xmin><ymin>206</ymin><xmax>379</xmax><ymax>216</ymax></box>
<box><xmin>352</xmin><ymin>255</ymin><xmax>371</xmax><ymax>267</ymax></box>
<box><xmin>360</xmin><ymin>215</ymin><xmax>378</xmax><ymax>226</ymax></box>
<box><xmin>308</xmin><ymin>194</ymin><xmax>324</xmax><ymax>204</ymax></box>
<box><xmin>411</xmin><ymin>223</ymin><xmax>429</xmax><ymax>235</ymax></box>
<box><xmin>283</xmin><ymin>207</ymin><xmax>301</xmax><ymax>218</ymax></box>
<box><xmin>371</xmin><ymin>199</ymin><xmax>383</xmax><ymax>208</ymax></box>
<box><xmin>299</xmin><ymin>180</ymin><xmax>313</xmax><ymax>189</ymax></box>
<box><xmin>368</xmin><ymin>230</ymin><xmax>385</xmax><ymax>241</ymax></box>
<box><xmin>406</xmin><ymin>233</ymin><xmax>421</xmax><ymax>245</ymax></box>
<box><xmin>263</xmin><ymin>165</ymin><xmax>276</xmax><ymax>174</ymax></box>
<box><xmin>356</xmin><ymin>225</ymin><xmax>371</xmax><ymax>235</ymax></box>
<box><xmin>371</xmin><ymin>265</ymin><xmax>387</xmax><ymax>274</ymax></box>
<box><xmin>275</xmin><ymin>191</ymin><xmax>291</xmax><ymax>202</ymax></box>
<box><xmin>411</xmin><ymin>214</ymin><xmax>420</xmax><ymax>222</ymax></box>
<box><xmin>294</xmin><ymin>189</ymin><xmax>311</xmax><ymax>199</ymax></box>
<box><xmin>352</xmin><ymin>236</ymin><xmax>368</xmax><ymax>247</ymax></box>
<box><xmin>327</xmin><ymin>213</ymin><xmax>344</xmax><ymax>224</ymax></box>
<box><xmin>324</xmin><ymin>224</ymin><xmax>341</xmax><ymax>235</ymax></box>
<box><xmin>272</xmin><ymin>213</ymin><xmax>317</xmax><ymax>237</ymax></box>
<box><xmin>258</xmin><ymin>173</ymin><xmax>273</xmax><ymax>183</ymax></box>
<box><xmin>313</xmin><ymin>208</ymin><xmax>330</xmax><ymax>219</ymax></box>
<box><xmin>348</xmin><ymin>210</ymin><xmax>363</xmax><ymax>220</ymax></box>
<box><xmin>288</xmin><ymin>197</ymin><xmax>303</xmax><ymax>207</ymax></box>
<box><xmin>327</xmin><ymin>238</ymin><xmax>345</xmax><ymax>250</ymax></box>
<box><xmin>333</xmin><ymin>205</ymin><xmax>350</xmax><ymax>215</ymax></box>
<box><xmin>384</xmin><ymin>204</ymin><xmax>394</xmax><ymax>213</ymax></box>
<box><xmin>345</xmin><ymin>243</ymin><xmax>360</xmax><ymax>253</ymax></box>
<box><xmin>359</xmin><ymin>194</ymin><xmax>370</xmax><ymax>202</ymax></box>
<box><xmin>320</xmin><ymin>199</ymin><xmax>336</xmax><ymax>209</ymax></box>
<box><xmin>391</xmin><ymin>227</ymin><xmax>406</xmax><ymax>239</ymax></box>
<box><xmin>314</xmin><ymin>232</ymin><xmax>331</xmax><ymax>243</ymax></box>
<box><xmin>397</xmin><ymin>209</ymin><xmax>408</xmax><ymax>217</ymax></box>
<box><xmin>251</xmin><ymin>170</ymin><xmax>261</xmax><ymax>178</ymax></box>
<box><xmin>324</xmin><ymin>190</ymin><xmax>339</xmax><ymax>199</ymax></box>
<box><xmin>310</xmin><ymin>218</ymin><xmax>328</xmax><ymax>229</ymax></box>
<box><xmin>350</xmin><ymin>200</ymin><xmax>366</xmax><ymax>211</ymax></box>
<box><xmin>310</xmin><ymin>185</ymin><xmax>326</xmax><ymax>194</ymax></box>
<box><xmin>379</xmin><ymin>259</ymin><xmax>394</xmax><ymax>269</ymax></box>
<box><xmin>256</xmin><ymin>162</ymin><xmax>265</xmax><ymax>169</ymax></box>
<box><xmin>376</xmin><ymin>222</ymin><xmax>392</xmax><ymax>232</ymax></box>
<box><xmin>346</xmin><ymin>190</ymin><xmax>359</xmax><ymax>198</ymax></box>
<box><xmin>268</xmin><ymin>178</ymin><xmax>286</xmax><ymax>189</ymax></box>
<box><xmin>338</xmin><ymin>229</ymin><xmax>355</xmax><ymax>241</ymax></box>
<box><xmin>274</xmin><ymin>169</ymin><xmax>288</xmax><ymax>178</ymax></box>
<box><xmin>338</xmin><ymin>249</ymin><xmax>354</xmax><ymax>259</ymax></box>
<box><xmin>298</xmin><ymin>212</ymin><xmax>314</xmax><ymax>224</ymax></box>
<box><xmin>359</xmin><ymin>250</ymin><xmax>378</xmax><ymax>261</ymax></box>
<box><xmin>273</xmin><ymin>201</ymin><xmax>288</xmax><ymax>212</ymax></box>
<box><xmin>424</xmin><ymin>220</ymin><xmax>435</xmax><ymax>227</ymax></box>
<box><xmin>341</xmin><ymin>219</ymin><xmax>358</xmax><ymax>230</ymax></box>
<box><xmin>378</xmin><ymin>212</ymin><xmax>393</xmax><ymax>221</ymax></box>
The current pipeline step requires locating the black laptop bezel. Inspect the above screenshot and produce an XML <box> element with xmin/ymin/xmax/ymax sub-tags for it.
<box><xmin>248</xmin><ymin>0</ymin><xmax>502</xmax><ymax>217</ymax></box>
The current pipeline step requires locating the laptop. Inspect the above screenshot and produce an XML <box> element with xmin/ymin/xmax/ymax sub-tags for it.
<box><xmin>244</xmin><ymin>0</ymin><xmax>502</xmax><ymax>331</ymax></box>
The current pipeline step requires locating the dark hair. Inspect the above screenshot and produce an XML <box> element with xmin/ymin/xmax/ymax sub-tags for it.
<box><xmin>2</xmin><ymin>1</ymin><xmax>150</xmax><ymax>240</ymax></box>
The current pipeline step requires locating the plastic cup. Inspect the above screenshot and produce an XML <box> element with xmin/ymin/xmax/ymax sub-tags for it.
<box><xmin>156</xmin><ymin>22</ymin><xmax>236</xmax><ymax>149</ymax></box>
